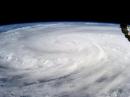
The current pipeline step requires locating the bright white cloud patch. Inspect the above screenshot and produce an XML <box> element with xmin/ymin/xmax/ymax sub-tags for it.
<box><xmin>0</xmin><ymin>23</ymin><xmax>130</xmax><ymax>97</ymax></box>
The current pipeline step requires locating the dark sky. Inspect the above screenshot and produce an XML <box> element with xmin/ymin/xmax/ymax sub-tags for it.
<box><xmin>1</xmin><ymin>14</ymin><xmax>129</xmax><ymax>25</ymax></box>
<box><xmin>0</xmin><ymin>4</ymin><xmax>129</xmax><ymax>25</ymax></box>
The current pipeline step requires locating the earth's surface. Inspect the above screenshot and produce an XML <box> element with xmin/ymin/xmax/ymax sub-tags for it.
<box><xmin>0</xmin><ymin>22</ymin><xmax>130</xmax><ymax>97</ymax></box>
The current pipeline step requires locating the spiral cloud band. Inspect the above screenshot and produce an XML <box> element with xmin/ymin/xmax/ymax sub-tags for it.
<box><xmin>0</xmin><ymin>23</ymin><xmax>130</xmax><ymax>97</ymax></box>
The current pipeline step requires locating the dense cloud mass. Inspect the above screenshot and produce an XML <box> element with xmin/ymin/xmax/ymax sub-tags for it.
<box><xmin>0</xmin><ymin>23</ymin><xmax>130</xmax><ymax>97</ymax></box>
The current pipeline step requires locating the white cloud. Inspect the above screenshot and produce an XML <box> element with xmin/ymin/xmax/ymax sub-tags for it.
<box><xmin>0</xmin><ymin>23</ymin><xmax>130</xmax><ymax>97</ymax></box>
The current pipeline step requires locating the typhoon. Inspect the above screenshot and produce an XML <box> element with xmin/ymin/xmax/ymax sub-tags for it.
<box><xmin>0</xmin><ymin>22</ymin><xmax>130</xmax><ymax>97</ymax></box>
